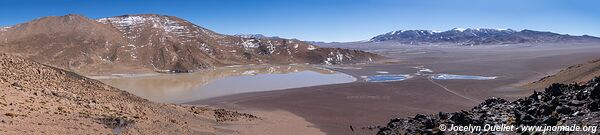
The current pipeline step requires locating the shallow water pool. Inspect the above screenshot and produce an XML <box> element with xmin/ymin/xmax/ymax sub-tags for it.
<box><xmin>95</xmin><ymin>65</ymin><xmax>356</xmax><ymax>103</ymax></box>
<box><xmin>430</xmin><ymin>74</ymin><xmax>497</xmax><ymax>80</ymax></box>
<box><xmin>365</xmin><ymin>74</ymin><xmax>411</xmax><ymax>82</ymax></box>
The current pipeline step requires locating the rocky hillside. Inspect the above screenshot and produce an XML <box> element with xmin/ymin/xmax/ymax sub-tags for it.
<box><xmin>376</xmin><ymin>77</ymin><xmax>600</xmax><ymax>134</ymax></box>
<box><xmin>0</xmin><ymin>54</ymin><xmax>255</xmax><ymax>134</ymax></box>
<box><xmin>0</xmin><ymin>14</ymin><xmax>382</xmax><ymax>75</ymax></box>
<box><xmin>369</xmin><ymin>28</ymin><xmax>600</xmax><ymax>45</ymax></box>
<box><xmin>525</xmin><ymin>59</ymin><xmax>600</xmax><ymax>89</ymax></box>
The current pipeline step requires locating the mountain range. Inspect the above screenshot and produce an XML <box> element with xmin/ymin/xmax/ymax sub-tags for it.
<box><xmin>368</xmin><ymin>28</ymin><xmax>600</xmax><ymax>45</ymax></box>
<box><xmin>0</xmin><ymin>14</ymin><xmax>381</xmax><ymax>75</ymax></box>
<box><xmin>311</xmin><ymin>28</ymin><xmax>600</xmax><ymax>47</ymax></box>
<box><xmin>233</xmin><ymin>34</ymin><xmax>280</xmax><ymax>39</ymax></box>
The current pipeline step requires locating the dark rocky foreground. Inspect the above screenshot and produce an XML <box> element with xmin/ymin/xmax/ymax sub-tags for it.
<box><xmin>376</xmin><ymin>77</ymin><xmax>600</xmax><ymax>134</ymax></box>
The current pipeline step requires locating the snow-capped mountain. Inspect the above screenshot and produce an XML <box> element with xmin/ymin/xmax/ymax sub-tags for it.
<box><xmin>369</xmin><ymin>28</ymin><xmax>600</xmax><ymax>45</ymax></box>
<box><xmin>233</xmin><ymin>34</ymin><xmax>282</xmax><ymax>39</ymax></box>
<box><xmin>0</xmin><ymin>14</ymin><xmax>382</xmax><ymax>74</ymax></box>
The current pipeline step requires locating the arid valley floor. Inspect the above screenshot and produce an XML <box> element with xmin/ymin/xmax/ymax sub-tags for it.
<box><xmin>2</xmin><ymin>1</ymin><xmax>600</xmax><ymax>134</ymax></box>
<box><xmin>192</xmin><ymin>43</ymin><xmax>600</xmax><ymax>134</ymax></box>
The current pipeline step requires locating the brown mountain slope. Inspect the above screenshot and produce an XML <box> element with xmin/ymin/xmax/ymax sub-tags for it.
<box><xmin>524</xmin><ymin>58</ymin><xmax>600</xmax><ymax>89</ymax></box>
<box><xmin>0</xmin><ymin>54</ymin><xmax>255</xmax><ymax>134</ymax></box>
<box><xmin>0</xmin><ymin>14</ymin><xmax>382</xmax><ymax>75</ymax></box>
<box><xmin>0</xmin><ymin>15</ymin><xmax>128</xmax><ymax>72</ymax></box>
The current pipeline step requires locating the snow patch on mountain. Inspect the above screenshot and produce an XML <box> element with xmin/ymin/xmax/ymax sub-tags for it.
<box><xmin>307</xmin><ymin>45</ymin><xmax>317</xmax><ymax>50</ymax></box>
<box><xmin>97</xmin><ymin>15</ymin><xmax>224</xmax><ymax>40</ymax></box>
<box><xmin>0</xmin><ymin>26</ymin><xmax>10</xmax><ymax>32</ymax></box>
<box><xmin>452</xmin><ymin>28</ymin><xmax>466</xmax><ymax>32</ymax></box>
<box><xmin>323</xmin><ymin>51</ymin><xmax>352</xmax><ymax>65</ymax></box>
<box><xmin>242</xmin><ymin>39</ymin><xmax>260</xmax><ymax>48</ymax></box>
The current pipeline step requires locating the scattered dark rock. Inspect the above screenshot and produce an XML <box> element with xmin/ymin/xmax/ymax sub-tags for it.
<box><xmin>376</xmin><ymin>76</ymin><xmax>600</xmax><ymax>134</ymax></box>
<box><xmin>5</xmin><ymin>113</ymin><xmax>17</xmax><ymax>118</ymax></box>
<box><xmin>589</xmin><ymin>101</ymin><xmax>600</xmax><ymax>112</ymax></box>
<box><xmin>96</xmin><ymin>115</ymin><xmax>134</xmax><ymax>132</ymax></box>
<box><xmin>591</xmin><ymin>84</ymin><xmax>600</xmax><ymax>100</ymax></box>
<box><xmin>545</xmin><ymin>83</ymin><xmax>564</xmax><ymax>96</ymax></box>
<box><xmin>555</xmin><ymin>105</ymin><xmax>572</xmax><ymax>114</ymax></box>
<box><xmin>11</xmin><ymin>82</ymin><xmax>22</xmax><ymax>90</ymax></box>
<box><xmin>213</xmin><ymin>109</ymin><xmax>259</xmax><ymax>122</ymax></box>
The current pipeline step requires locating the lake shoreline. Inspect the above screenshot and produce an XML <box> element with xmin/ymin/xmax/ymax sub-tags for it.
<box><xmin>93</xmin><ymin>65</ymin><xmax>358</xmax><ymax>103</ymax></box>
<box><xmin>193</xmin><ymin>43</ymin><xmax>600</xmax><ymax>134</ymax></box>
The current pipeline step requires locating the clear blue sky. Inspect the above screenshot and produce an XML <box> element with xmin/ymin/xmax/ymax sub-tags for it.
<box><xmin>1</xmin><ymin>0</ymin><xmax>598</xmax><ymax>42</ymax></box>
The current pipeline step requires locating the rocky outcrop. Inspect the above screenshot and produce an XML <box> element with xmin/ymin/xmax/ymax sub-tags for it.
<box><xmin>376</xmin><ymin>77</ymin><xmax>600</xmax><ymax>134</ymax></box>
<box><xmin>0</xmin><ymin>14</ymin><xmax>383</xmax><ymax>75</ymax></box>
<box><xmin>0</xmin><ymin>54</ymin><xmax>256</xmax><ymax>134</ymax></box>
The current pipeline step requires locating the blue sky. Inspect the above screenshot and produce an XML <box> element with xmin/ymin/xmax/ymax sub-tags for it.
<box><xmin>1</xmin><ymin>0</ymin><xmax>598</xmax><ymax>42</ymax></box>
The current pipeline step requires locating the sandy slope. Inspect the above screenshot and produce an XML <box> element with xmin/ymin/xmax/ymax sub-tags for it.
<box><xmin>213</xmin><ymin>109</ymin><xmax>325</xmax><ymax>135</ymax></box>
<box><xmin>524</xmin><ymin>58</ymin><xmax>600</xmax><ymax>89</ymax></box>
<box><xmin>0</xmin><ymin>54</ymin><xmax>256</xmax><ymax>134</ymax></box>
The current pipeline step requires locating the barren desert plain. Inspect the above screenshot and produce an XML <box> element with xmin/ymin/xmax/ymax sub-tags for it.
<box><xmin>187</xmin><ymin>43</ymin><xmax>600</xmax><ymax>134</ymax></box>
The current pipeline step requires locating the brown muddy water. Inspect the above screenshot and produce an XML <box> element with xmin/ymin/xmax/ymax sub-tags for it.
<box><xmin>92</xmin><ymin>65</ymin><xmax>356</xmax><ymax>103</ymax></box>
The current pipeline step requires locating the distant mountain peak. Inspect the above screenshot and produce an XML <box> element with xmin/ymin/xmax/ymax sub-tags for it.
<box><xmin>33</xmin><ymin>14</ymin><xmax>90</xmax><ymax>23</ymax></box>
<box><xmin>370</xmin><ymin>28</ymin><xmax>599</xmax><ymax>45</ymax></box>
<box><xmin>233</xmin><ymin>34</ymin><xmax>275</xmax><ymax>39</ymax></box>
<box><xmin>58</xmin><ymin>14</ymin><xmax>87</xmax><ymax>19</ymax></box>
<box><xmin>97</xmin><ymin>14</ymin><xmax>182</xmax><ymax>27</ymax></box>
<box><xmin>451</xmin><ymin>27</ymin><xmax>466</xmax><ymax>32</ymax></box>
<box><xmin>29</xmin><ymin>14</ymin><xmax>92</xmax><ymax>24</ymax></box>
<box><xmin>97</xmin><ymin>14</ymin><xmax>226</xmax><ymax>40</ymax></box>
